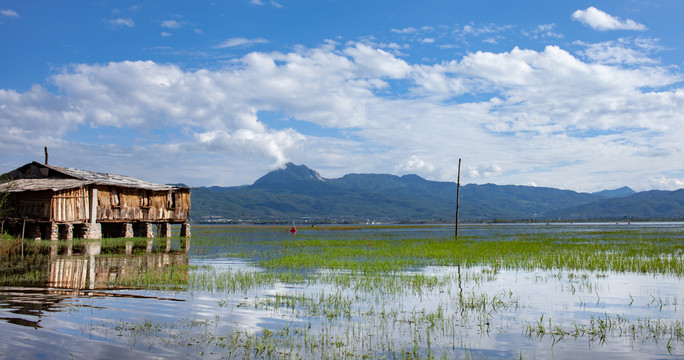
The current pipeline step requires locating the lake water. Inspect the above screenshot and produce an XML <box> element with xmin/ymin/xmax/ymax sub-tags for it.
<box><xmin>0</xmin><ymin>223</ymin><xmax>682</xmax><ymax>359</ymax></box>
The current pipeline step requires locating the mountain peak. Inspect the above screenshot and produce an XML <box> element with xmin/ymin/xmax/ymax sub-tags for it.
<box><xmin>252</xmin><ymin>163</ymin><xmax>325</xmax><ymax>188</ymax></box>
<box><xmin>592</xmin><ymin>186</ymin><xmax>636</xmax><ymax>199</ymax></box>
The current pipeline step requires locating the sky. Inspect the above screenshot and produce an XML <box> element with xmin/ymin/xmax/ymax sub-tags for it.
<box><xmin>1</xmin><ymin>0</ymin><xmax>684</xmax><ymax>192</ymax></box>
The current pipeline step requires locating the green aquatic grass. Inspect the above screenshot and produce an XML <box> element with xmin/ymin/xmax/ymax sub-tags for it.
<box><xmin>218</xmin><ymin>229</ymin><xmax>684</xmax><ymax>276</ymax></box>
<box><xmin>40</xmin><ymin>225</ymin><xmax>684</xmax><ymax>358</ymax></box>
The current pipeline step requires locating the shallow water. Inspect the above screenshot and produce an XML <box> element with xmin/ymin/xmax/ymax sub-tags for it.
<box><xmin>1</xmin><ymin>223</ymin><xmax>683</xmax><ymax>359</ymax></box>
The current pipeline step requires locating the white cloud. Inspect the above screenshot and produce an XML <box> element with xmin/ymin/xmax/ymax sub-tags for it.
<box><xmin>650</xmin><ymin>177</ymin><xmax>684</xmax><ymax>191</ymax></box>
<box><xmin>391</xmin><ymin>27</ymin><xmax>418</xmax><ymax>34</ymax></box>
<box><xmin>523</xmin><ymin>23</ymin><xmax>563</xmax><ymax>39</ymax></box>
<box><xmin>2</xmin><ymin>41</ymin><xmax>684</xmax><ymax>191</ymax></box>
<box><xmin>107</xmin><ymin>17</ymin><xmax>134</xmax><ymax>28</ymax></box>
<box><xmin>342</xmin><ymin>43</ymin><xmax>412</xmax><ymax>79</ymax></box>
<box><xmin>571</xmin><ymin>7</ymin><xmax>647</xmax><ymax>31</ymax></box>
<box><xmin>1</xmin><ymin>9</ymin><xmax>20</xmax><ymax>17</ymax></box>
<box><xmin>161</xmin><ymin>20</ymin><xmax>181</xmax><ymax>29</ymax></box>
<box><xmin>161</xmin><ymin>31</ymin><xmax>172</xmax><ymax>37</ymax></box>
<box><xmin>214</xmin><ymin>37</ymin><xmax>268</xmax><ymax>48</ymax></box>
<box><xmin>396</xmin><ymin>156</ymin><xmax>435</xmax><ymax>173</ymax></box>
<box><xmin>460</xmin><ymin>23</ymin><xmax>511</xmax><ymax>37</ymax></box>
<box><xmin>0</xmin><ymin>85</ymin><xmax>83</xmax><ymax>154</ymax></box>
<box><xmin>468</xmin><ymin>164</ymin><xmax>502</xmax><ymax>178</ymax></box>
<box><xmin>576</xmin><ymin>38</ymin><xmax>660</xmax><ymax>65</ymax></box>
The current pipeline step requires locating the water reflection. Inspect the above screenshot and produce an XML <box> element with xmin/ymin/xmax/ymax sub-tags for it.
<box><xmin>47</xmin><ymin>239</ymin><xmax>189</xmax><ymax>290</ymax></box>
<box><xmin>0</xmin><ymin>238</ymin><xmax>190</xmax><ymax>290</ymax></box>
<box><xmin>0</xmin><ymin>237</ymin><xmax>190</xmax><ymax>334</ymax></box>
<box><xmin>1</xmin><ymin>224</ymin><xmax>683</xmax><ymax>359</ymax></box>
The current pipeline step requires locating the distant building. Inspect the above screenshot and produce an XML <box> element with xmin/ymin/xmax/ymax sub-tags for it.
<box><xmin>0</xmin><ymin>161</ymin><xmax>190</xmax><ymax>240</ymax></box>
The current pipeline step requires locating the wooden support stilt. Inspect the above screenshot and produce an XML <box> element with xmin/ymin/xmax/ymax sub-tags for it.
<box><xmin>455</xmin><ymin>158</ymin><xmax>461</xmax><ymax>239</ymax></box>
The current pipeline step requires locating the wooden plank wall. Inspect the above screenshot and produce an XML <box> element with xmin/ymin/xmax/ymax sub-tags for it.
<box><xmin>51</xmin><ymin>187</ymin><xmax>89</xmax><ymax>222</ymax></box>
<box><xmin>9</xmin><ymin>186</ymin><xmax>189</xmax><ymax>223</ymax></box>
<box><xmin>96</xmin><ymin>186</ymin><xmax>190</xmax><ymax>222</ymax></box>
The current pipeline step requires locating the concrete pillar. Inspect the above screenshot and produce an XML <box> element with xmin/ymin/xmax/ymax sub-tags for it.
<box><xmin>165</xmin><ymin>238</ymin><xmax>171</xmax><ymax>252</ymax></box>
<box><xmin>84</xmin><ymin>241</ymin><xmax>101</xmax><ymax>256</ymax></box>
<box><xmin>66</xmin><ymin>239</ymin><xmax>73</xmax><ymax>256</ymax></box>
<box><xmin>85</xmin><ymin>241</ymin><xmax>101</xmax><ymax>290</ymax></box>
<box><xmin>146</xmin><ymin>239</ymin><xmax>154</xmax><ymax>253</ymax></box>
<box><xmin>123</xmin><ymin>223</ymin><xmax>134</xmax><ymax>238</ymax></box>
<box><xmin>125</xmin><ymin>241</ymin><xmax>133</xmax><ymax>255</ymax></box>
<box><xmin>159</xmin><ymin>223</ymin><xmax>172</xmax><ymax>238</ymax></box>
<box><xmin>81</xmin><ymin>223</ymin><xmax>102</xmax><ymax>239</ymax></box>
<box><xmin>50</xmin><ymin>241</ymin><xmax>58</xmax><ymax>257</ymax></box>
<box><xmin>180</xmin><ymin>223</ymin><xmax>191</xmax><ymax>238</ymax></box>
<box><xmin>89</xmin><ymin>188</ymin><xmax>98</xmax><ymax>225</ymax></box>
<box><xmin>49</xmin><ymin>222</ymin><xmax>59</xmax><ymax>241</ymax></box>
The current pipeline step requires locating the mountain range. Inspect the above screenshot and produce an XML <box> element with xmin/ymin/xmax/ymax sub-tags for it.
<box><xmin>190</xmin><ymin>163</ymin><xmax>684</xmax><ymax>223</ymax></box>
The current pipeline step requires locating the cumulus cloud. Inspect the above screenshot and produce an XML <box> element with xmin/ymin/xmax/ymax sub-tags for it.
<box><xmin>0</xmin><ymin>85</ymin><xmax>83</xmax><ymax>153</ymax></box>
<box><xmin>650</xmin><ymin>177</ymin><xmax>684</xmax><ymax>190</ymax></box>
<box><xmin>396</xmin><ymin>156</ymin><xmax>435</xmax><ymax>173</ymax></box>
<box><xmin>2</xmin><ymin>40</ymin><xmax>683</xmax><ymax>190</ymax></box>
<box><xmin>572</xmin><ymin>7</ymin><xmax>647</xmax><ymax>31</ymax></box>
<box><xmin>467</xmin><ymin>164</ymin><xmax>502</xmax><ymax>178</ymax></box>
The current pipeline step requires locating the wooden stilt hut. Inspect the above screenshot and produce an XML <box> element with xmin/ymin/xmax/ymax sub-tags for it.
<box><xmin>0</xmin><ymin>162</ymin><xmax>191</xmax><ymax>240</ymax></box>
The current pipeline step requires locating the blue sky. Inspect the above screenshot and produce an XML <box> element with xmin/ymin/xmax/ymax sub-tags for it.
<box><xmin>2</xmin><ymin>1</ymin><xmax>684</xmax><ymax>192</ymax></box>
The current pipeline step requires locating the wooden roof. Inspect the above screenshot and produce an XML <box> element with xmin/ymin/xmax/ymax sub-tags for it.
<box><xmin>0</xmin><ymin>162</ymin><xmax>188</xmax><ymax>192</ymax></box>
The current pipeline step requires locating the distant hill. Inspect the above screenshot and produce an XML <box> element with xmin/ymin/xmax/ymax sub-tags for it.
<box><xmin>550</xmin><ymin>189</ymin><xmax>684</xmax><ymax>220</ymax></box>
<box><xmin>592</xmin><ymin>186</ymin><xmax>636</xmax><ymax>198</ymax></box>
<box><xmin>190</xmin><ymin>163</ymin><xmax>684</xmax><ymax>223</ymax></box>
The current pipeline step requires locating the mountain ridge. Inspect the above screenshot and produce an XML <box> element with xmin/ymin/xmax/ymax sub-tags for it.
<box><xmin>190</xmin><ymin>163</ymin><xmax>680</xmax><ymax>223</ymax></box>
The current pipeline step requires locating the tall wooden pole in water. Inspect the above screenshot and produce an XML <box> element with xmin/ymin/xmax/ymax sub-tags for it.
<box><xmin>455</xmin><ymin>158</ymin><xmax>461</xmax><ymax>239</ymax></box>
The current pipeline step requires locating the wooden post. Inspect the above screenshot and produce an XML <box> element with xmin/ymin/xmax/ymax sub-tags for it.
<box><xmin>455</xmin><ymin>158</ymin><xmax>461</xmax><ymax>239</ymax></box>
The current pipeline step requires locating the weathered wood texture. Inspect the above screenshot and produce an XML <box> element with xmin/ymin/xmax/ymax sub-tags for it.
<box><xmin>2</xmin><ymin>163</ymin><xmax>191</xmax><ymax>240</ymax></box>
<box><xmin>52</xmin><ymin>187</ymin><xmax>89</xmax><ymax>222</ymax></box>
<box><xmin>96</xmin><ymin>187</ymin><xmax>190</xmax><ymax>223</ymax></box>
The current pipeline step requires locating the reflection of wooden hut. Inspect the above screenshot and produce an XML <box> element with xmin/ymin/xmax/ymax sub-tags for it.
<box><xmin>0</xmin><ymin>162</ymin><xmax>190</xmax><ymax>240</ymax></box>
<box><xmin>48</xmin><ymin>242</ymin><xmax>190</xmax><ymax>290</ymax></box>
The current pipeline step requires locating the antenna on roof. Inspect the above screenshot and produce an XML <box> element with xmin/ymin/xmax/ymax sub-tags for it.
<box><xmin>44</xmin><ymin>146</ymin><xmax>48</xmax><ymax>165</ymax></box>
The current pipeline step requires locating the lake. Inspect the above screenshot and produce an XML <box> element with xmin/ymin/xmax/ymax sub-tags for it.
<box><xmin>0</xmin><ymin>223</ymin><xmax>682</xmax><ymax>359</ymax></box>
